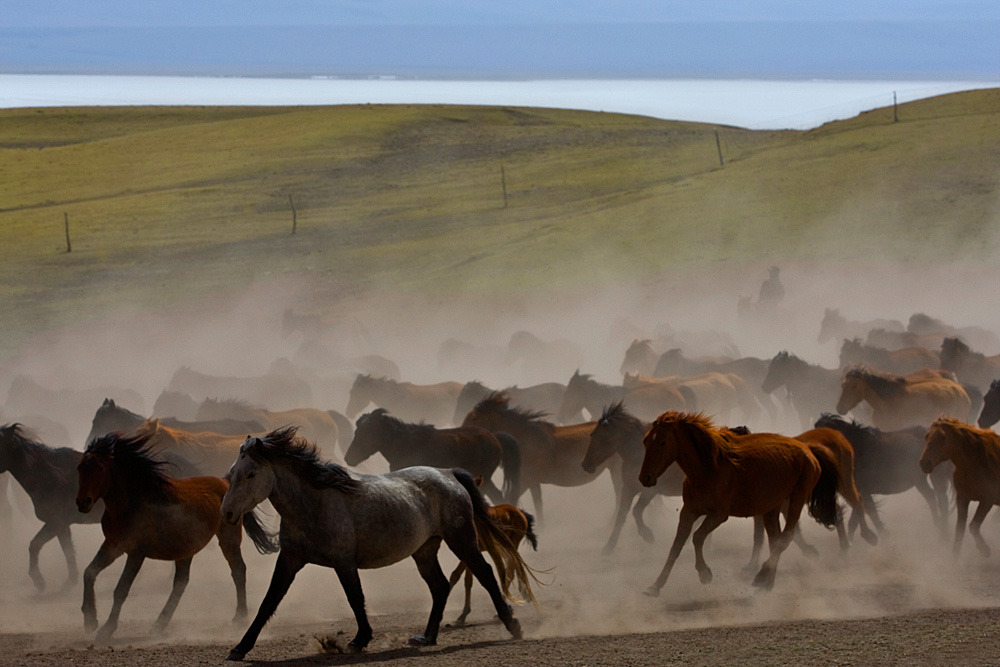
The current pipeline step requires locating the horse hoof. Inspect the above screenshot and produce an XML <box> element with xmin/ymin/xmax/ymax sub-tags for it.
<box><xmin>408</xmin><ymin>633</ymin><xmax>436</xmax><ymax>646</ymax></box>
<box><xmin>698</xmin><ymin>568</ymin><xmax>713</xmax><ymax>585</ymax></box>
<box><xmin>638</xmin><ymin>528</ymin><xmax>655</xmax><ymax>544</ymax></box>
<box><xmin>346</xmin><ymin>641</ymin><xmax>365</xmax><ymax>654</ymax></box>
<box><xmin>83</xmin><ymin>619</ymin><xmax>98</xmax><ymax>633</ymax></box>
<box><xmin>226</xmin><ymin>649</ymin><xmax>246</xmax><ymax>661</ymax></box>
<box><xmin>642</xmin><ymin>587</ymin><xmax>660</xmax><ymax>598</ymax></box>
<box><xmin>751</xmin><ymin>568</ymin><xmax>775</xmax><ymax>591</ymax></box>
<box><xmin>862</xmin><ymin>531</ymin><xmax>879</xmax><ymax>546</ymax></box>
<box><xmin>508</xmin><ymin>618</ymin><xmax>522</xmax><ymax>640</ymax></box>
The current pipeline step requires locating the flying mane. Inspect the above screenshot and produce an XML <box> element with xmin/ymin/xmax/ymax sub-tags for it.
<box><xmin>651</xmin><ymin>411</ymin><xmax>740</xmax><ymax>469</ymax></box>
<box><xmin>845</xmin><ymin>367</ymin><xmax>905</xmax><ymax>399</ymax></box>
<box><xmin>243</xmin><ymin>426</ymin><xmax>360</xmax><ymax>493</ymax></box>
<box><xmin>930</xmin><ymin>417</ymin><xmax>1000</xmax><ymax>471</ymax></box>
<box><xmin>1</xmin><ymin>423</ymin><xmax>76</xmax><ymax>485</ymax></box>
<box><xmin>85</xmin><ymin>430</ymin><xmax>171</xmax><ymax>501</ymax></box>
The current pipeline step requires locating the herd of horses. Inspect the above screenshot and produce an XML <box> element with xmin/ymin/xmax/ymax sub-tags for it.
<box><xmin>3</xmin><ymin>310</ymin><xmax>1000</xmax><ymax>660</ymax></box>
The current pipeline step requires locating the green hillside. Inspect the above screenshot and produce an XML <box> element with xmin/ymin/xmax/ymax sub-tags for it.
<box><xmin>1</xmin><ymin>90</ymin><xmax>998</xmax><ymax>354</ymax></box>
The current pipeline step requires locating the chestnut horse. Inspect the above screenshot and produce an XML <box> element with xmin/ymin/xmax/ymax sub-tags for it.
<box><xmin>196</xmin><ymin>398</ymin><xmax>347</xmax><ymax>453</ymax></box>
<box><xmin>76</xmin><ymin>430</ymin><xmax>277</xmax><ymax>642</ymax></box>
<box><xmin>448</xmin><ymin>499</ymin><xmax>538</xmax><ymax>624</ymax></box>
<box><xmin>582</xmin><ymin>402</ymin><xmax>684</xmax><ymax>553</ymax></box>
<box><xmin>836</xmin><ymin>367</ymin><xmax>971</xmax><ymax>430</ymax></box>
<box><xmin>129</xmin><ymin>418</ymin><xmax>249</xmax><ymax>477</ymax></box>
<box><xmin>920</xmin><ymin>417</ymin><xmax>1000</xmax><ymax>556</ymax></box>
<box><xmin>638</xmin><ymin>412</ymin><xmax>839</xmax><ymax>594</ymax></box>
<box><xmin>838</xmin><ymin>338</ymin><xmax>940</xmax><ymax>377</ymax></box>
<box><xmin>747</xmin><ymin>426</ymin><xmax>878</xmax><ymax>570</ymax></box>
<box><xmin>345</xmin><ymin>408</ymin><xmax>520</xmax><ymax>504</ymax></box>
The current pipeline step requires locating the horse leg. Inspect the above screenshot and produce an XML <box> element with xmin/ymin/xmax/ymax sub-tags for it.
<box><xmin>217</xmin><ymin>523</ymin><xmax>249</xmax><ymax>621</ymax></box>
<box><xmin>745</xmin><ymin>516</ymin><xmax>765</xmax><ymax>574</ymax></box>
<box><xmin>81</xmin><ymin>541</ymin><xmax>123</xmax><ymax>632</ymax></box>
<box><xmin>603</xmin><ymin>485</ymin><xmax>637</xmax><ymax>555</ymax></box>
<box><xmin>529</xmin><ymin>485</ymin><xmax>543</xmax><ymax>523</ymax></box>
<box><xmin>96</xmin><ymin>551</ymin><xmax>146</xmax><ymax>643</ymax></box>
<box><xmin>631</xmin><ymin>487</ymin><xmax>658</xmax><ymax>545</ymax></box>
<box><xmin>953</xmin><ymin>495</ymin><xmax>970</xmax><ymax>557</ymax></box>
<box><xmin>644</xmin><ymin>504</ymin><xmax>699</xmax><ymax>597</ymax></box>
<box><xmin>692</xmin><ymin>513</ymin><xmax>727</xmax><ymax>584</ymax></box>
<box><xmin>968</xmin><ymin>501</ymin><xmax>993</xmax><ymax>558</ymax></box>
<box><xmin>333</xmin><ymin>562</ymin><xmax>373</xmax><ymax>652</ymax></box>
<box><xmin>448</xmin><ymin>564</ymin><xmax>473</xmax><ymax>625</ymax></box>
<box><xmin>228</xmin><ymin>550</ymin><xmax>304</xmax><ymax>661</ymax></box>
<box><xmin>479</xmin><ymin>477</ymin><xmax>505</xmax><ymax>505</ymax></box>
<box><xmin>27</xmin><ymin>523</ymin><xmax>58</xmax><ymax>592</ymax></box>
<box><xmin>861</xmin><ymin>492</ymin><xmax>887</xmax><ymax>536</ymax></box>
<box><xmin>55</xmin><ymin>526</ymin><xmax>79</xmax><ymax>592</ymax></box>
<box><xmin>409</xmin><ymin>538</ymin><xmax>450</xmax><ymax>646</ymax></box>
<box><xmin>445</xmin><ymin>529</ymin><xmax>521</xmax><ymax>640</ymax></box>
<box><xmin>758</xmin><ymin>495</ymin><xmax>813</xmax><ymax>592</ymax></box>
<box><xmin>152</xmin><ymin>557</ymin><xmax>192</xmax><ymax>634</ymax></box>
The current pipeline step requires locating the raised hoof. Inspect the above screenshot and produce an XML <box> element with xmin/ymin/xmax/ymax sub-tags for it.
<box><xmin>507</xmin><ymin>618</ymin><xmax>522</xmax><ymax>640</ymax></box>
<box><xmin>408</xmin><ymin>633</ymin><xmax>437</xmax><ymax>646</ymax></box>
<box><xmin>94</xmin><ymin>626</ymin><xmax>115</xmax><ymax>644</ymax></box>
<box><xmin>642</xmin><ymin>586</ymin><xmax>660</xmax><ymax>598</ymax></box>
<box><xmin>226</xmin><ymin>649</ymin><xmax>246</xmax><ymax>661</ymax></box>
<box><xmin>638</xmin><ymin>527</ymin><xmax>655</xmax><ymax>544</ymax></box>
<box><xmin>83</xmin><ymin>617</ymin><xmax>99</xmax><ymax>633</ymax></box>
<box><xmin>151</xmin><ymin>621</ymin><xmax>168</xmax><ymax>636</ymax></box>
<box><xmin>698</xmin><ymin>567</ymin><xmax>713</xmax><ymax>585</ymax></box>
<box><xmin>751</xmin><ymin>566</ymin><xmax>776</xmax><ymax>591</ymax></box>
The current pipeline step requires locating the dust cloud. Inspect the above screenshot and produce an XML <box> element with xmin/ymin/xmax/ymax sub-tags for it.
<box><xmin>2</xmin><ymin>258</ymin><xmax>1000</xmax><ymax>654</ymax></box>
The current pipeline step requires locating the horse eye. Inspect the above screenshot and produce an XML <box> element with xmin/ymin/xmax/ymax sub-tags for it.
<box><xmin>247</xmin><ymin>472</ymin><xmax>256</xmax><ymax>479</ymax></box>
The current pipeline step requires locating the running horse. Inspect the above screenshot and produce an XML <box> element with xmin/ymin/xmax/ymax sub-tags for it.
<box><xmin>582</xmin><ymin>402</ymin><xmax>684</xmax><ymax>553</ymax></box>
<box><xmin>920</xmin><ymin>417</ymin><xmax>1000</xmax><ymax>557</ymax></box>
<box><xmin>86</xmin><ymin>398</ymin><xmax>264</xmax><ymax>443</ymax></box>
<box><xmin>0</xmin><ymin>423</ymin><xmax>102</xmax><ymax>591</ymax></box>
<box><xmin>978</xmin><ymin>379</ymin><xmax>1000</xmax><ymax>428</ymax></box>
<box><xmin>638</xmin><ymin>411</ymin><xmax>839</xmax><ymax>594</ymax></box>
<box><xmin>345</xmin><ymin>408</ymin><xmax>521</xmax><ymax>504</ymax></box>
<box><xmin>836</xmin><ymin>367</ymin><xmax>972</xmax><ymax>430</ymax></box>
<box><xmin>76</xmin><ymin>430</ymin><xmax>278</xmax><ymax>642</ymax></box>
<box><xmin>220</xmin><ymin>427</ymin><xmax>533</xmax><ymax>660</ymax></box>
<box><xmin>345</xmin><ymin>374</ymin><xmax>463</xmax><ymax>426</ymax></box>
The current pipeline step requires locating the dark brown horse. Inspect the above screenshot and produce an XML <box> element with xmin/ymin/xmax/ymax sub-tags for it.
<box><xmin>0</xmin><ymin>423</ymin><xmax>102</xmax><ymax>591</ymax></box>
<box><xmin>76</xmin><ymin>430</ymin><xmax>277</xmax><ymax>642</ymax></box>
<box><xmin>453</xmin><ymin>380</ymin><xmax>569</xmax><ymax>426</ymax></box>
<box><xmin>582</xmin><ymin>402</ymin><xmax>684</xmax><ymax>553</ymax></box>
<box><xmin>86</xmin><ymin>398</ymin><xmax>264</xmax><ymax>444</ymax></box>
<box><xmin>462</xmin><ymin>391</ymin><xmax>612</xmax><ymax>521</ymax></box>
<box><xmin>940</xmin><ymin>337</ymin><xmax>1000</xmax><ymax>392</ymax></box>
<box><xmin>920</xmin><ymin>417</ymin><xmax>1000</xmax><ymax>556</ymax></box>
<box><xmin>978</xmin><ymin>379</ymin><xmax>1000</xmax><ymax>429</ymax></box>
<box><xmin>761</xmin><ymin>351</ymin><xmax>844</xmax><ymax>430</ymax></box>
<box><xmin>345</xmin><ymin>408</ymin><xmax>520</xmax><ymax>504</ymax></box>
<box><xmin>814</xmin><ymin>413</ymin><xmax>952</xmax><ymax>534</ymax></box>
<box><xmin>638</xmin><ymin>411</ymin><xmax>839</xmax><ymax>593</ymax></box>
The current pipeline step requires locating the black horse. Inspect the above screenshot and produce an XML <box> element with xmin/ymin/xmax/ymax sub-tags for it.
<box><xmin>0</xmin><ymin>423</ymin><xmax>102</xmax><ymax>591</ymax></box>
<box><xmin>813</xmin><ymin>413</ymin><xmax>952</xmax><ymax>535</ymax></box>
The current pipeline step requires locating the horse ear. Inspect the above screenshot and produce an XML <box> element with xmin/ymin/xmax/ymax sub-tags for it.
<box><xmin>109</xmin><ymin>399</ymin><xmax>116</xmax><ymax>407</ymax></box>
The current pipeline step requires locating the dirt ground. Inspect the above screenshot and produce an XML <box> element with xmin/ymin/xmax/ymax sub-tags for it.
<box><xmin>4</xmin><ymin>483</ymin><xmax>1000</xmax><ymax>667</ymax></box>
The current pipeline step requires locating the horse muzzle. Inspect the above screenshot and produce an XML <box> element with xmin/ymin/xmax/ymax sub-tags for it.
<box><xmin>221</xmin><ymin>509</ymin><xmax>241</xmax><ymax>526</ymax></box>
<box><xmin>919</xmin><ymin>459</ymin><xmax>936</xmax><ymax>474</ymax></box>
<box><xmin>76</xmin><ymin>497</ymin><xmax>95</xmax><ymax>513</ymax></box>
<box><xmin>639</xmin><ymin>473</ymin><xmax>657</xmax><ymax>488</ymax></box>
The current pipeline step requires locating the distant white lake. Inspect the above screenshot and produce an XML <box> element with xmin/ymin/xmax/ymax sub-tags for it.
<box><xmin>1</xmin><ymin>75</ymin><xmax>997</xmax><ymax>130</ymax></box>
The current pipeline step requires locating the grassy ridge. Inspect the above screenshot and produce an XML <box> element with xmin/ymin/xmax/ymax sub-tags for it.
<box><xmin>1</xmin><ymin>90</ymin><xmax>998</xmax><ymax>353</ymax></box>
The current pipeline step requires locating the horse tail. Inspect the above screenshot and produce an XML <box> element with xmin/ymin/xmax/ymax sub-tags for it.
<box><xmin>523</xmin><ymin>510</ymin><xmax>539</xmax><ymax>551</ymax></box>
<box><xmin>807</xmin><ymin>448</ymin><xmax>841</xmax><ymax>529</ymax></box>
<box><xmin>452</xmin><ymin>468</ymin><xmax>540</xmax><ymax>606</ymax></box>
<box><xmin>327</xmin><ymin>410</ymin><xmax>355</xmax><ymax>451</ymax></box>
<box><xmin>242</xmin><ymin>510</ymin><xmax>280</xmax><ymax>554</ymax></box>
<box><xmin>496</xmin><ymin>432</ymin><xmax>521</xmax><ymax>504</ymax></box>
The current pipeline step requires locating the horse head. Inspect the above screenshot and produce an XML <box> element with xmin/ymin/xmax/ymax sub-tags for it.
<box><xmin>920</xmin><ymin>418</ymin><xmax>959</xmax><ymax>473</ymax></box>
<box><xmin>979</xmin><ymin>380</ymin><xmax>1000</xmax><ymax>429</ymax></box>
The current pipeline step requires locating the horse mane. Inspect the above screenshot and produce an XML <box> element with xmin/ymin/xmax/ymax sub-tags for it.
<box><xmin>475</xmin><ymin>391</ymin><xmax>550</xmax><ymax>424</ymax></box>
<box><xmin>244</xmin><ymin>426</ymin><xmax>360</xmax><ymax>493</ymax></box>
<box><xmin>598</xmin><ymin>401</ymin><xmax>643</xmax><ymax>430</ymax></box>
<box><xmin>0</xmin><ymin>423</ymin><xmax>76</xmax><ymax>484</ymax></box>
<box><xmin>815</xmin><ymin>412</ymin><xmax>881</xmax><ymax>444</ymax></box>
<box><xmin>930</xmin><ymin>417</ymin><xmax>1000</xmax><ymax>470</ymax></box>
<box><xmin>364</xmin><ymin>408</ymin><xmax>437</xmax><ymax>438</ymax></box>
<box><xmin>652</xmin><ymin>411</ymin><xmax>738</xmax><ymax>469</ymax></box>
<box><xmin>86</xmin><ymin>429</ymin><xmax>172</xmax><ymax>501</ymax></box>
<box><xmin>845</xmin><ymin>367</ymin><xmax>905</xmax><ymax>399</ymax></box>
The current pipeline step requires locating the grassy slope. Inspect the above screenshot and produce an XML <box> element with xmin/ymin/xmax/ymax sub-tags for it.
<box><xmin>0</xmin><ymin>90</ymin><xmax>998</xmax><ymax>352</ymax></box>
